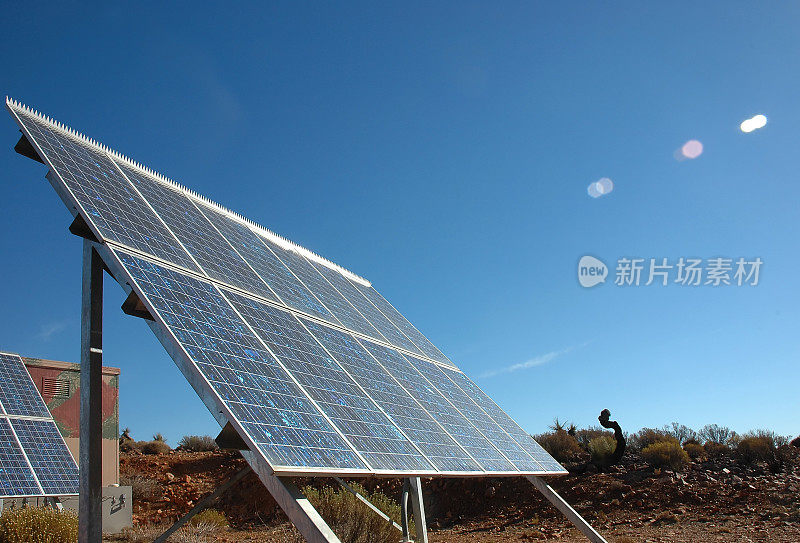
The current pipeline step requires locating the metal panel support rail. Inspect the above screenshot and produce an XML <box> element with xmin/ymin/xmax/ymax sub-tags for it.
<box><xmin>153</xmin><ymin>466</ymin><xmax>252</xmax><ymax>543</ymax></box>
<box><xmin>80</xmin><ymin>240</ymin><xmax>105</xmax><ymax>543</ymax></box>
<box><xmin>527</xmin><ymin>475</ymin><xmax>608</xmax><ymax>543</ymax></box>
<box><xmin>333</xmin><ymin>477</ymin><xmax>402</xmax><ymax>532</ymax></box>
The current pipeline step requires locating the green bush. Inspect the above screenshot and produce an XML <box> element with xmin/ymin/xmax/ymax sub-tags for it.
<box><xmin>0</xmin><ymin>506</ymin><xmax>78</xmax><ymax>543</ymax></box>
<box><xmin>683</xmin><ymin>442</ymin><xmax>706</xmax><ymax>461</ymax></box>
<box><xmin>574</xmin><ymin>427</ymin><xmax>614</xmax><ymax>449</ymax></box>
<box><xmin>302</xmin><ymin>483</ymin><xmax>406</xmax><ymax>543</ymax></box>
<box><xmin>535</xmin><ymin>430</ymin><xmax>584</xmax><ymax>463</ymax></box>
<box><xmin>641</xmin><ymin>440</ymin><xmax>689</xmax><ymax>470</ymax></box>
<box><xmin>178</xmin><ymin>435</ymin><xmax>219</xmax><ymax>452</ymax></box>
<box><xmin>189</xmin><ymin>508</ymin><xmax>228</xmax><ymax>529</ymax></box>
<box><xmin>140</xmin><ymin>440</ymin><xmax>171</xmax><ymax>455</ymax></box>
<box><xmin>587</xmin><ymin>435</ymin><xmax>617</xmax><ymax>466</ymax></box>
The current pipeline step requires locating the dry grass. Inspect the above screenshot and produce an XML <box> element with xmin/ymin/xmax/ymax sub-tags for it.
<box><xmin>119</xmin><ymin>474</ymin><xmax>160</xmax><ymax>501</ymax></box>
<box><xmin>0</xmin><ymin>505</ymin><xmax>78</xmax><ymax>543</ymax></box>
<box><xmin>302</xmin><ymin>483</ymin><xmax>405</xmax><ymax>543</ymax></box>
<box><xmin>107</xmin><ymin>521</ymin><xmax>222</xmax><ymax>543</ymax></box>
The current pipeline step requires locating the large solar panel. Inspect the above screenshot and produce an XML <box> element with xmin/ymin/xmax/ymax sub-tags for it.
<box><xmin>6</xmin><ymin>99</ymin><xmax>565</xmax><ymax>477</ymax></box>
<box><xmin>0</xmin><ymin>352</ymin><xmax>79</xmax><ymax>497</ymax></box>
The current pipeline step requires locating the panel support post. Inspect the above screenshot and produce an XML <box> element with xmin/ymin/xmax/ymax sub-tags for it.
<box><xmin>408</xmin><ymin>477</ymin><xmax>428</xmax><ymax>543</ymax></box>
<box><xmin>79</xmin><ymin>241</ymin><xmax>104</xmax><ymax>543</ymax></box>
<box><xmin>526</xmin><ymin>476</ymin><xmax>608</xmax><ymax>543</ymax></box>
<box><xmin>240</xmin><ymin>451</ymin><xmax>342</xmax><ymax>543</ymax></box>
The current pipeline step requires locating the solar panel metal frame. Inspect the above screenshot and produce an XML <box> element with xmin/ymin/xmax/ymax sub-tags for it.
<box><xmin>0</xmin><ymin>351</ymin><xmax>79</xmax><ymax>497</ymax></box>
<box><xmin>5</xmin><ymin>98</ymin><xmax>566</xmax><ymax>478</ymax></box>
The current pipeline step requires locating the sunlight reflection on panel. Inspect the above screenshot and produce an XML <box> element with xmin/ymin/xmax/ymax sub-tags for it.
<box><xmin>587</xmin><ymin>178</ymin><xmax>614</xmax><ymax>198</ymax></box>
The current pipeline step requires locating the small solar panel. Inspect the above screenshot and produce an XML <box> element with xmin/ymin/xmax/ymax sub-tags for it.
<box><xmin>0</xmin><ymin>419</ymin><xmax>40</xmax><ymax>497</ymax></box>
<box><xmin>11</xmin><ymin>419</ymin><xmax>79</xmax><ymax>495</ymax></box>
<box><xmin>0</xmin><ymin>352</ymin><xmax>79</xmax><ymax>497</ymax></box>
<box><xmin>6</xmin><ymin>99</ymin><xmax>567</xmax><ymax>477</ymax></box>
<box><xmin>0</xmin><ymin>353</ymin><xmax>51</xmax><ymax>418</ymax></box>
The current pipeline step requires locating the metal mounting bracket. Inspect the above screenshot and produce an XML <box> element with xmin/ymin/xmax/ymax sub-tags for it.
<box><xmin>69</xmin><ymin>215</ymin><xmax>100</xmax><ymax>243</ymax></box>
<box><xmin>14</xmin><ymin>132</ymin><xmax>43</xmax><ymax>163</ymax></box>
<box><xmin>527</xmin><ymin>475</ymin><xmax>608</xmax><ymax>543</ymax></box>
<box><xmin>121</xmin><ymin>290</ymin><xmax>154</xmax><ymax>321</ymax></box>
<box><xmin>215</xmin><ymin>421</ymin><xmax>250</xmax><ymax>450</ymax></box>
<box><xmin>153</xmin><ymin>466</ymin><xmax>252</xmax><ymax>543</ymax></box>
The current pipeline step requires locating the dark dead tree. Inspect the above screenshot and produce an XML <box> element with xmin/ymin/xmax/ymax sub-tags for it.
<box><xmin>598</xmin><ymin>409</ymin><xmax>626</xmax><ymax>465</ymax></box>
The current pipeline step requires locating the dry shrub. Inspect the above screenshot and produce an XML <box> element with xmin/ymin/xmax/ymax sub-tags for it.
<box><xmin>120</xmin><ymin>474</ymin><xmax>160</xmax><ymax>501</ymax></box>
<box><xmin>0</xmin><ymin>505</ymin><xmax>78</xmax><ymax>543</ymax></box>
<box><xmin>535</xmin><ymin>430</ymin><xmax>584</xmax><ymax>463</ymax></box>
<box><xmin>140</xmin><ymin>440</ymin><xmax>171</xmax><ymax>455</ymax></box>
<box><xmin>189</xmin><ymin>509</ymin><xmax>228</xmax><ymax>529</ymax></box>
<box><xmin>302</xmin><ymin>483</ymin><xmax>404</xmax><ymax>543</ymax></box>
<box><xmin>588</xmin><ymin>435</ymin><xmax>617</xmax><ymax>466</ymax></box>
<box><xmin>629</xmin><ymin>428</ymin><xmax>673</xmax><ymax>452</ymax></box>
<box><xmin>641</xmin><ymin>440</ymin><xmax>689</xmax><ymax>470</ymax></box>
<box><xmin>699</xmin><ymin>424</ymin><xmax>739</xmax><ymax>446</ymax></box>
<box><xmin>178</xmin><ymin>435</ymin><xmax>219</xmax><ymax>452</ymax></box>
<box><xmin>703</xmin><ymin>441</ymin><xmax>730</xmax><ymax>457</ymax></box>
<box><xmin>736</xmin><ymin>436</ymin><xmax>776</xmax><ymax>463</ymax></box>
<box><xmin>574</xmin><ymin>426</ymin><xmax>614</xmax><ymax>449</ymax></box>
<box><xmin>113</xmin><ymin>522</ymin><xmax>219</xmax><ymax>543</ymax></box>
<box><xmin>683</xmin><ymin>442</ymin><xmax>706</xmax><ymax>461</ymax></box>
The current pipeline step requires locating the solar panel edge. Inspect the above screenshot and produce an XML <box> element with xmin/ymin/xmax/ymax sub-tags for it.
<box><xmin>7</xmin><ymin>100</ymin><xmax>458</xmax><ymax>371</ymax></box>
<box><xmin>407</xmin><ymin>355</ymin><xmax>563</xmax><ymax>474</ymax></box>
<box><xmin>7</xmin><ymin>104</ymin><xmax>206</xmax><ymax>278</ymax></box>
<box><xmin>103</xmin><ymin>245</ymin><xmax>379</xmax><ymax>476</ymax></box>
<box><xmin>306</xmin><ymin>260</ymin><xmax>427</xmax><ymax>357</ymax></box>
<box><xmin>352</xmin><ymin>281</ymin><xmax>455</xmax><ymax>367</ymax></box>
<box><xmin>441</xmin><ymin>368</ymin><xmax>567</xmax><ymax>474</ymax></box>
<box><xmin>5</xmin><ymin>99</ymin><xmax>372</xmax><ymax>287</ymax></box>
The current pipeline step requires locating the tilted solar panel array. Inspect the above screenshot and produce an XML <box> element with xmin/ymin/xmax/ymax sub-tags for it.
<box><xmin>0</xmin><ymin>352</ymin><xmax>79</xmax><ymax>497</ymax></box>
<box><xmin>6</xmin><ymin>98</ymin><xmax>565</xmax><ymax>476</ymax></box>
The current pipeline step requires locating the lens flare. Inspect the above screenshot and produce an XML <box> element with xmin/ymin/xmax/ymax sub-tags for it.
<box><xmin>740</xmin><ymin>114</ymin><xmax>767</xmax><ymax>133</ymax></box>
<box><xmin>587</xmin><ymin>178</ymin><xmax>614</xmax><ymax>198</ymax></box>
<box><xmin>681</xmin><ymin>140</ymin><xmax>703</xmax><ymax>159</ymax></box>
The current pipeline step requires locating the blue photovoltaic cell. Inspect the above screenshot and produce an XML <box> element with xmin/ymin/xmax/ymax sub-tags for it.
<box><xmin>0</xmin><ymin>419</ymin><xmax>39</xmax><ymax>497</ymax></box>
<box><xmin>223</xmin><ymin>290</ymin><xmax>432</xmax><ymax>472</ymax></box>
<box><xmin>256</xmin><ymin>234</ymin><xmax>387</xmax><ymax>340</ymax></box>
<box><xmin>197</xmin><ymin>203</ymin><xmax>333</xmax><ymax>322</ymax></box>
<box><xmin>11</xmin><ymin>419</ymin><xmax>79</xmax><ymax>495</ymax></box>
<box><xmin>442</xmin><ymin>368</ymin><xmax>566</xmax><ymax>473</ymax></box>
<box><xmin>359</xmin><ymin>341</ymin><xmax>515</xmax><ymax>472</ymax></box>
<box><xmin>11</xmin><ymin>107</ymin><xmax>200</xmax><ymax>273</ymax></box>
<box><xmin>8</xmin><ymin>101</ymin><xmax>567</xmax><ymax>475</ymax></box>
<box><xmin>352</xmin><ymin>281</ymin><xmax>452</xmax><ymax>365</ymax></box>
<box><xmin>405</xmin><ymin>355</ymin><xmax>545</xmax><ymax>472</ymax></box>
<box><xmin>309</xmin><ymin>261</ymin><xmax>424</xmax><ymax>356</ymax></box>
<box><xmin>0</xmin><ymin>353</ymin><xmax>51</xmax><ymax>418</ymax></box>
<box><xmin>116</xmin><ymin>163</ymin><xmax>277</xmax><ymax>302</ymax></box>
<box><xmin>301</xmin><ymin>319</ymin><xmax>482</xmax><ymax>472</ymax></box>
<box><xmin>114</xmin><ymin>249</ymin><xmax>366</xmax><ymax>471</ymax></box>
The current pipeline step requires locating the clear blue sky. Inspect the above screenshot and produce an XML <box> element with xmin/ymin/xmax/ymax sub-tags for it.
<box><xmin>1</xmin><ymin>3</ymin><xmax>797</xmax><ymax>444</ymax></box>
